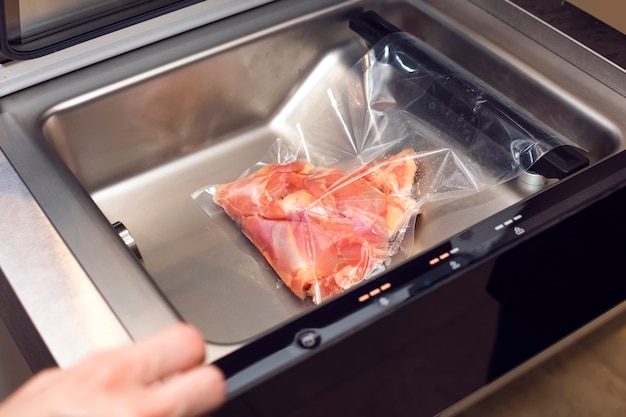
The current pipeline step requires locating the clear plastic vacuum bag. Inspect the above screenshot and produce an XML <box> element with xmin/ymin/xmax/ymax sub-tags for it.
<box><xmin>193</xmin><ymin>30</ymin><xmax>575</xmax><ymax>304</ymax></box>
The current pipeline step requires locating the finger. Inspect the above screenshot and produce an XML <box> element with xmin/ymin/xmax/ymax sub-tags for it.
<box><xmin>148</xmin><ymin>365</ymin><xmax>226</xmax><ymax>417</ymax></box>
<box><xmin>131</xmin><ymin>323</ymin><xmax>208</xmax><ymax>384</ymax></box>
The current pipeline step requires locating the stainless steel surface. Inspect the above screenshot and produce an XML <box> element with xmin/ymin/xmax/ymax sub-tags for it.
<box><xmin>0</xmin><ymin>147</ymin><xmax>131</xmax><ymax>368</ymax></box>
<box><xmin>0</xmin><ymin>316</ymin><xmax>31</xmax><ymax>402</ymax></box>
<box><xmin>27</xmin><ymin>0</ymin><xmax>626</xmax><ymax>343</ymax></box>
<box><xmin>0</xmin><ymin>112</ymin><xmax>187</xmax><ymax>364</ymax></box>
<box><xmin>1</xmin><ymin>0</ymin><xmax>626</xmax><ymax>377</ymax></box>
<box><xmin>0</xmin><ymin>0</ymin><xmax>278</xmax><ymax>96</ymax></box>
<box><xmin>468</xmin><ymin>0</ymin><xmax>626</xmax><ymax>97</ymax></box>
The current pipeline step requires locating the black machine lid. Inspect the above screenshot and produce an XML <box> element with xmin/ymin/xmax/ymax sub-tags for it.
<box><xmin>0</xmin><ymin>0</ymin><xmax>210</xmax><ymax>61</ymax></box>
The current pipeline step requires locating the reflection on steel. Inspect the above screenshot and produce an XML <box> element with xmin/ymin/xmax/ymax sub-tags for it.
<box><xmin>112</xmin><ymin>221</ymin><xmax>143</xmax><ymax>264</ymax></box>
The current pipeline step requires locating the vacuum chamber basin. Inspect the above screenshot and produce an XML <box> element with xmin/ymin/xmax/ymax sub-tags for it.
<box><xmin>36</xmin><ymin>0</ymin><xmax>622</xmax><ymax>350</ymax></box>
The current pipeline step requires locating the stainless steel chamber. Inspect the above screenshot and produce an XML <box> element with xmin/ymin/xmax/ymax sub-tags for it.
<box><xmin>1</xmin><ymin>0</ymin><xmax>626</xmax><ymax>415</ymax></box>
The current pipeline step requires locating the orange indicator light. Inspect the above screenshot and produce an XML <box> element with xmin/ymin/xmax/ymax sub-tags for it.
<box><xmin>359</xmin><ymin>294</ymin><xmax>370</xmax><ymax>302</ymax></box>
<box><xmin>369</xmin><ymin>288</ymin><xmax>381</xmax><ymax>297</ymax></box>
<box><xmin>380</xmin><ymin>283</ymin><xmax>392</xmax><ymax>291</ymax></box>
<box><xmin>429</xmin><ymin>258</ymin><xmax>440</xmax><ymax>265</ymax></box>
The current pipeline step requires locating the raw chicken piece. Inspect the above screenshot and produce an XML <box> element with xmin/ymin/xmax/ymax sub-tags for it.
<box><xmin>213</xmin><ymin>149</ymin><xmax>418</xmax><ymax>303</ymax></box>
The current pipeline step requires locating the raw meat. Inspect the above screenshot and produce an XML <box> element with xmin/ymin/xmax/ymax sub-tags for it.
<box><xmin>213</xmin><ymin>149</ymin><xmax>418</xmax><ymax>303</ymax></box>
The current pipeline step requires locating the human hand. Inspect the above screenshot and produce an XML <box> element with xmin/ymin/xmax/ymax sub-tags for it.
<box><xmin>0</xmin><ymin>323</ymin><xmax>226</xmax><ymax>417</ymax></box>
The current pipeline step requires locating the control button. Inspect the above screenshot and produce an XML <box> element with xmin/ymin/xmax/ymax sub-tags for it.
<box><xmin>450</xmin><ymin>260</ymin><xmax>462</xmax><ymax>270</ymax></box>
<box><xmin>297</xmin><ymin>330</ymin><xmax>321</xmax><ymax>349</ymax></box>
